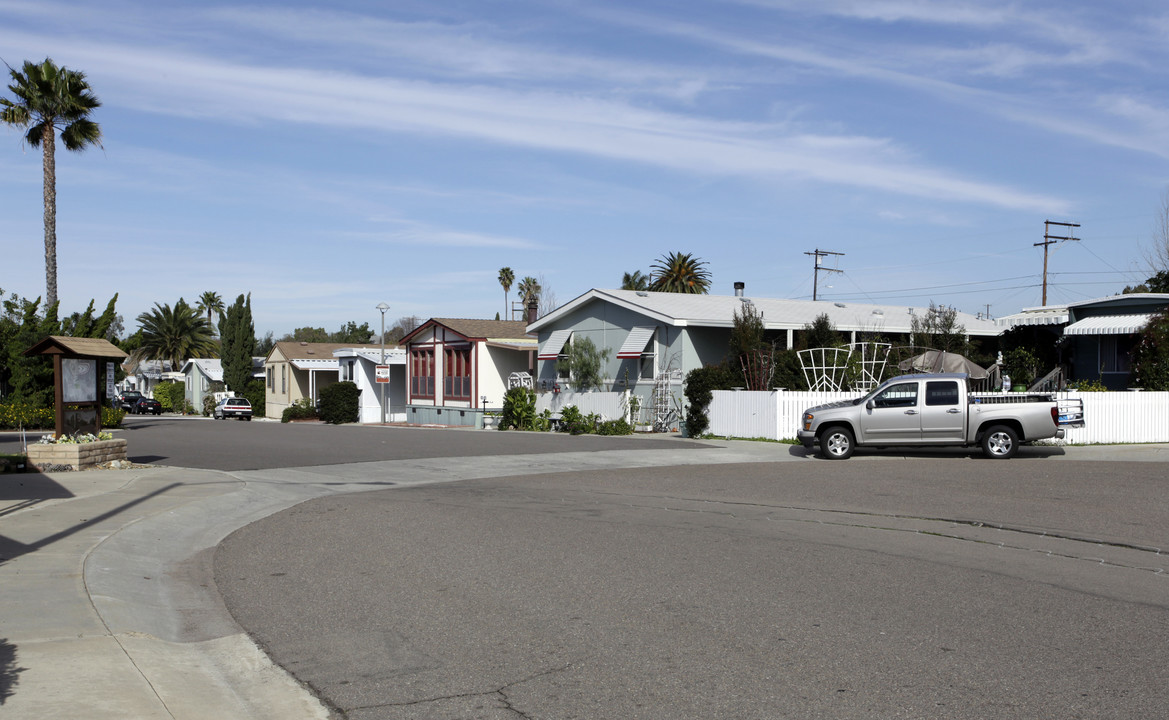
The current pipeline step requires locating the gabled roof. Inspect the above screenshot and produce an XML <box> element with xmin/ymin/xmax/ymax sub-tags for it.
<box><xmin>23</xmin><ymin>335</ymin><xmax>128</xmax><ymax>358</ymax></box>
<box><xmin>180</xmin><ymin>358</ymin><xmax>223</xmax><ymax>380</ymax></box>
<box><xmin>402</xmin><ymin>318</ymin><xmax>534</xmax><ymax>345</ymax></box>
<box><xmin>268</xmin><ymin>341</ymin><xmax>385</xmax><ymax>362</ymax></box>
<box><xmin>529</xmin><ymin>289</ymin><xmax>1001</xmax><ymax>336</ymax></box>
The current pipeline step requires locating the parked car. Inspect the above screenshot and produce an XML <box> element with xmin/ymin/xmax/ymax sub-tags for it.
<box><xmin>214</xmin><ymin>397</ymin><xmax>253</xmax><ymax>421</ymax></box>
<box><xmin>118</xmin><ymin>391</ymin><xmax>143</xmax><ymax>411</ymax></box>
<box><xmin>797</xmin><ymin>372</ymin><xmax>1083</xmax><ymax>460</ymax></box>
<box><xmin>132</xmin><ymin>397</ymin><xmax>163</xmax><ymax>415</ymax></box>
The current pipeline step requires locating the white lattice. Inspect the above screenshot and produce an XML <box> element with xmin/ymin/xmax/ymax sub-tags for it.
<box><xmin>847</xmin><ymin>342</ymin><xmax>891</xmax><ymax>392</ymax></box>
<box><xmin>798</xmin><ymin>347</ymin><xmax>852</xmax><ymax>391</ymax></box>
<box><xmin>798</xmin><ymin>343</ymin><xmax>891</xmax><ymax>392</ymax></box>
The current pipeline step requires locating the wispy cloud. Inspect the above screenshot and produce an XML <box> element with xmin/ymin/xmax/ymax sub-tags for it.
<box><xmin>0</xmin><ymin>26</ymin><xmax>1068</xmax><ymax>213</ymax></box>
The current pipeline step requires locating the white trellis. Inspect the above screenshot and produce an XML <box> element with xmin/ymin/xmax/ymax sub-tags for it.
<box><xmin>798</xmin><ymin>347</ymin><xmax>852</xmax><ymax>391</ymax></box>
<box><xmin>798</xmin><ymin>343</ymin><xmax>891</xmax><ymax>392</ymax></box>
<box><xmin>847</xmin><ymin>342</ymin><xmax>891</xmax><ymax>392</ymax></box>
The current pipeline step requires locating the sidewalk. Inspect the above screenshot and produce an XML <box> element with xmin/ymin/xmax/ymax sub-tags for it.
<box><xmin>0</xmin><ymin>466</ymin><xmax>333</xmax><ymax>720</ymax></box>
<box><xmin>2</xmin><ymin>440</ymin><xmax>1167</xmax><ymax>719</ymax></box>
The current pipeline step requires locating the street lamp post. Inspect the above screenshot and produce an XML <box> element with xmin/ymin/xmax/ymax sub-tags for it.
<box><xmin>376</xmin><ymin>302</ymin><xmax>390</xmax><ymax>425</ymax></box>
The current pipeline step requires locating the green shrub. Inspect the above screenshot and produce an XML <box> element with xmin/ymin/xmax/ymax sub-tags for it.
<box><xmin>683</xmin><ymin>364</ymin><xmax>736</xmax><ymax>437</ymax></box>
<box><xmin>319</xmin><ymin>381</ymin><xmax>360</xmax><ymax>424</ymax></box>
<box><xmin>1067</xmin><ymin>379</ymin><xmax>1108</xmax><ymax>391</ymax></box>
<box><xmin>243</xmin><ymin>379</ymin><xmax>266</xmax><ymax>418</ymax></box>
<box><xmin>281</xmin><ymin>397</ymin><xmax>318</xmax><ymax>423</ymax></box>
<box><xmin>0</xmin><ymin>402</ymin><xmax>124</xmax><ymax>429</ymax></box>
<box><xmin>152</xmin><ymin>381</ymin><xmax>186</xmax><ymax>412</ymax></box>
<box><xmin>501</xmin><ymin>386</ymin><xmax>537</xmax><ymax>430</ymax></box>
<box><xmin>596</xmin><ymin>418</ymin><xmax>633</xmax><ymax>436</ymax></box>
<box><xmin>558</xmin><ymin>404</ymin><xmax>594</xmax><ymax>434</ymax></box>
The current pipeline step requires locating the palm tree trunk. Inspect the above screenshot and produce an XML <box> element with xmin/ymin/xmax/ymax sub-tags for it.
<box><xmin>42</xmin><ymin>124</ymin><xmax>58</xmax><ymax>309</ymax></box>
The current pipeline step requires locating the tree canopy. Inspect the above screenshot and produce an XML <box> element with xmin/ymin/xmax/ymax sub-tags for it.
<box><xmin>134</xmin><ymin>298</ymin><xmax>217</xmax><ymax>373</ymax></box>
<box><xmin>1</xmin><ymin>58</ymin><xmax>102</xmax><ymax>309</ymax></box>
<box><xmin>648</xmin><ymin>252</ymin><xmax>711</xmax><ymax>294</ymax></box>
<box><xmin>219</xmin><ymin>294</ymin><xmax>256</xmax><ymax>394</ymax></box>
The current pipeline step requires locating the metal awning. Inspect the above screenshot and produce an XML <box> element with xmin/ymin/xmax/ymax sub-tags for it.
<box><xmin>538</xmin><ymin>329</ymin><xmax>572</xmax><ymax>360</ymax></box>
<box><xmin>290</xmin><ymin>358</ymin><xmax>340</xmax><ymax>370</ymax></box>
<box><xmin>616</xmin><ymin>326</ymin><xmax>656</xmax><ymax>359</ymax></box>
<box><xmin>1063</xmin><ymin>313</ymin><xmax>1154</xmax><ymax>336</ymax></box>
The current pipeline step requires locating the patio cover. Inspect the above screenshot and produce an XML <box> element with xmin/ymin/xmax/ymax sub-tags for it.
<box><xmin>616</xmin><ymin>327</ymin><xmax>656</xmax><ymax>359</ymax></box>
<box><xmin>1062</xmin><ymin>314</ymin><xmax>1153</xmax><ymax>336</ymax></box>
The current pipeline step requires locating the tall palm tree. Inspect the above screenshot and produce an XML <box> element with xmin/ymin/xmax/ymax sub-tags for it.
<box><xmin>2</xmin><ymin>58</ymin><xmax>102</xmax><ymax>309</ymax></box>
<box><xmin>648</xmin><ymin>252</ymin><xmax>711</xmax><ymax>294</ymax></box>
<box><xmin>196</xmin><ymin>291</ymin><xmax>224</xmax><ymax>326</ymax></box>
<box><xmin>134</xmin><ymin>298</ymin><xmax>217</xmax><ymax>374</ymax></box>
<box><xmin>517</xmin><ymin>276</ymin><xmax>541</xmax><ymax>313</ymax></box>
<box><xmin>621</xmin><ymin>270</ymin><xmax>650</xmax><ymax>291</ymax></box>
<box><xmin>498</xmin><ymin>267</ymin><xmax>514</xmax><ymax>319</ymax></box>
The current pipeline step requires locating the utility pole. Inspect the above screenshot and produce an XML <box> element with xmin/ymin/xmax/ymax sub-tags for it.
<box><xmin>804</xmin><ymin>249</ymin><xmax>844</xmax><ymax>301</ymax></box>
<box><xmin>1036</xmin><ymin>221</ymin><xmax>1080</xmax><ymax>306</ymax></box>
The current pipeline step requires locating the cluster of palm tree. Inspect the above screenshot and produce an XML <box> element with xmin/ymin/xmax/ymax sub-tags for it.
<box><xmin>2</xmin><ymin>58</ymin><xmax>102</xmax><ymax>309</ymax></box>
<box><xmin>621</xmin><ymin>252</ymin><xmax>712</xmax><ymax>294</ymax></box>
<box><xmin>498</xmin><ymin>267</ymin><xmax>541</xmax><ymax>319</ymax></box>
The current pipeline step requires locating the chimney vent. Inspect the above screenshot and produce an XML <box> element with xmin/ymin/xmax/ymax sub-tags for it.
<box><xmin>734</xmin><ymin>281</ymin><xmax>745</xmax><ymax>297</ymax></box>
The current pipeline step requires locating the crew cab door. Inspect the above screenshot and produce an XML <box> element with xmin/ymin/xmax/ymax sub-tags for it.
<box><xmin>859</xmin><ymin>380</ymin><xmax>921</xmax><ymax>443</ymax></box>
<box><xmin>920</xmin><ymin>379</ymin><xmax>965</xmax><ymax>443</ymax></box>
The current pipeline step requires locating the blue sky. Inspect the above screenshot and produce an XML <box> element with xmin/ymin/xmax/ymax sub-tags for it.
<box><xmin>2</xmin><ymin>0</ymin><xmax>1168</xmax><ymax>338</ymax></box>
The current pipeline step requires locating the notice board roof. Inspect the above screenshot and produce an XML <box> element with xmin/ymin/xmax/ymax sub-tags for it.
<box><xmin>23</xmin><ymin>335</ymin><xmax>129</xmax><ymax>359</ymax></box>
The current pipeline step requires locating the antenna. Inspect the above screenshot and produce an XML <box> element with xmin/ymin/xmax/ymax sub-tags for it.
<box><xmin>804</xmin><ymin>249</ymin><xmax>844</xmax><ymax>301</ymax></box>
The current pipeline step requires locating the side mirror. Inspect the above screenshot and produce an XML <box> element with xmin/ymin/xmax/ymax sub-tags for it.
<box><xmin>866</xmin><ymin>400</ymin><xmax>874</xmax><ymax>410</ymax></box>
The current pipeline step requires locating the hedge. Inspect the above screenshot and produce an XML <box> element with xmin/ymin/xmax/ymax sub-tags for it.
<box><xmin>0</xmin><ymin>402</ymin><xmax>125</xmax><ymax>430</ymax></box>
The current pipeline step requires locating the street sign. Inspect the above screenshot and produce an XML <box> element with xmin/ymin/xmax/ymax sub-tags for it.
<box><xmin>375</xmin><ymin>365</ymin><xmax>390</xmax><ymax>383</ymax></box>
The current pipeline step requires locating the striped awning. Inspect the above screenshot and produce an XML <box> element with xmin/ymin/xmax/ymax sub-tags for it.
<box><xmin>538</xmin><ymin>329</ymin><xmax>572</xmax><ymax>360</ymax></box>
<box><xmin>1063</xmin><ymin>314</ymin><xmax>1154</xmax><ymax>336</ymax></box>
<box><xmin>616</xmin><ymin>326</ymin><xmax>656</xmax><ymax>359</ymax></box>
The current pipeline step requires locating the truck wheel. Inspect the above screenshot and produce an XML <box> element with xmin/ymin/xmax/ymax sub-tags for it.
<box><xmin>981</xmin><ymin>425</ymin><xmax>1018</xmax><ymax>459</ymax></box>
<box><xmin>820</xmin><ymin>426</ymin><xmax>855</xmax><ymax>460</ymax></box>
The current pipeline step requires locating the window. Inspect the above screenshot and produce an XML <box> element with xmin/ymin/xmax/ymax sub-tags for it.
<box><xmin>640</xmin><ymin>353</ymin><xmax>655</xmax><ymax>380</ymax></box>
<box><xmin>411</xmin><ymin>348</ymin><xmax>435</xmax><ymax>398</ymax></box>
<box><xmin>444</xmin><ymin>346</ymin><xmax>472</xmax><ymax>399</ymax></box>
<box><xmin>267</xmin><ymin>366</ymin><xmax>274</xmax><ymax>391</ymax></box>
<box><xmin>925</xmin><ymin>381</ymin><xmax>959</xmax><ymax>406</ymax></box>
<box><xmin>873</xmin><ymin>382</ymin><xmax>918</xmax><ymax>408</ymax></box>
<box><xmin>281</xmin><ymin>365</ymin><xmax>286</xmax><ymax>394</ymax></box>
<box><xmin>1100</xmin><ymin>336</ymin><xmax>1132</xmax><ymax>373</ymax></box>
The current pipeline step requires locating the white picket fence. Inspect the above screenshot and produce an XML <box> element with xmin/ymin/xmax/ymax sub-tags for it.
<box><xmin>708</xmin><ymin>390</ymin><xmax>1169</xmax><ymax>445</ymax></box>
<box><xmin>536</xmin><ymin>391</ymin><xmax>627</xmax><ymax>421</ymax></box>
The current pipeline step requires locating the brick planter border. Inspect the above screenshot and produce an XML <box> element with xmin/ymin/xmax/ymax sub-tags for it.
<box><xmin>26</xmin><ymin>438</ymin><xmax>128</xmax><ymax>471</ymax></box>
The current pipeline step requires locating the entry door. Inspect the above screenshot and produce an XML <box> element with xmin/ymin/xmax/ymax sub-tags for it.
<box><xmin>859</xmin><ymin>381</ymin><xmax>921</xmax><ymax>443</ymax></box>
<box><xmin>920</xmin><ymin>380</ymin><xmax>965</xmax><ymax>443</ymax></box>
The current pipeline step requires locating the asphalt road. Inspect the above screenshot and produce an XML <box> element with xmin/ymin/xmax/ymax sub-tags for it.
<box><xmin>216</xmin><ymin>456</ymin><xmax>1169</xmax><ymax>720</ymax></box>
<box><xmin>0</xmin><ymin>414</ymin><xmax>712</xmax><ymax>470</ymax></box>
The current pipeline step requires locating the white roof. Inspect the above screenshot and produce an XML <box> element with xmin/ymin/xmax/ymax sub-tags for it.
<box><xmin>530</xmin><ymin>289</ymin><xmax>1002</xmax><ymax>336</ymax></box>
<box><xmin>180</xmin><ymin>358</ymin><xmax>223</xmax><ymax>380</ymax></box>
<box><xmin>1063</xmin><ymin>314</ymin><xmax>1154</xmax><ymax>336</ymax></box>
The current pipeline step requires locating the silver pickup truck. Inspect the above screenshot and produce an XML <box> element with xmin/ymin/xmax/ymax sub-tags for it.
<box><xmin>797</xmin><ymin>372</ymin><xmax>1079</xmax><ymax>460</ymax></box>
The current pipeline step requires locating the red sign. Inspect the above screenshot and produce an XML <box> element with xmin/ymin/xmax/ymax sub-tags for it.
<box><xmin>375</xmin><ymin>365</ymin><xmax>390</xmax><ymax>383</ymax></box>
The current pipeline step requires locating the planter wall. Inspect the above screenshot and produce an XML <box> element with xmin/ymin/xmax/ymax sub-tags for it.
<box><xmin>26</xmin><ymin>438</ymin><xmax>128</xmax><ymax>471</ymax></box>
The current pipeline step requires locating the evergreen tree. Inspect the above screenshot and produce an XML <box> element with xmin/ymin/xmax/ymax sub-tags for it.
<box><xmin>219</xmin><ymin>293</ymin><xmax>256</xmax><ymax>394</ymax></box>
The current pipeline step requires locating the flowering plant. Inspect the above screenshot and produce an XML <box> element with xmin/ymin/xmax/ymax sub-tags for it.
<box><xmin>38</xmin><ymin>431</ymin><xmax>114</xmax><ymax>445</ymax></box>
